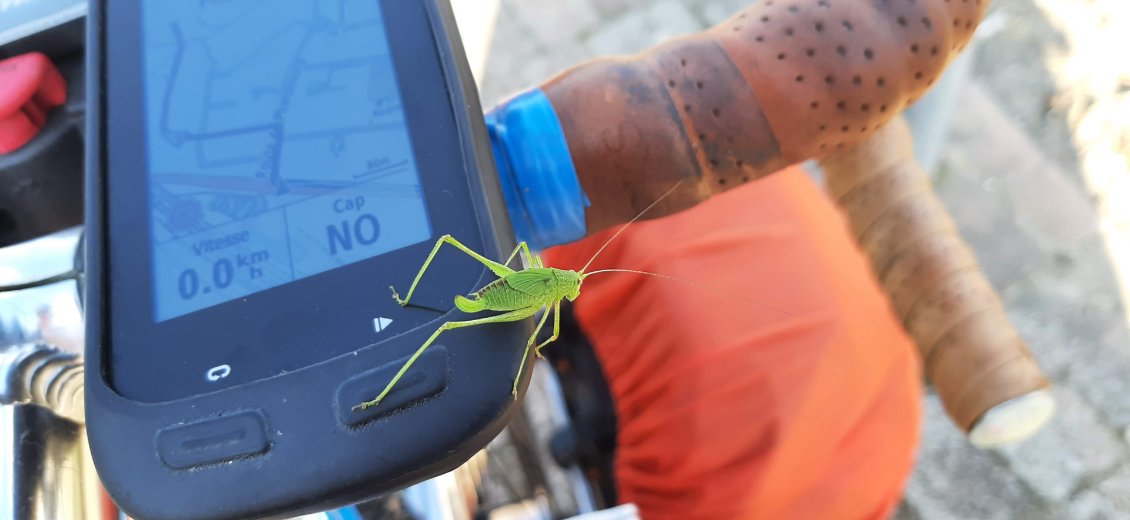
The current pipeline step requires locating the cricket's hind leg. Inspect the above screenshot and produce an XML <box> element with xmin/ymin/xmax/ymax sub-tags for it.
<box><xmin>391</xmin><ymin>235</ymin><xmax>517</xmax><ymax>307</ymax></box>
<box><xmin>354</xmin><ymin>306</ymin><xmax>539</xmax><ymax>411</ymax></box>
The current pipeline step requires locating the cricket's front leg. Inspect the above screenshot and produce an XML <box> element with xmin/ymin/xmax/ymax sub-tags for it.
<box><xmin>391</xmin><ymin>235</ymin><xmax>516</xmax><ymax>306</ymax></box>
<box><xmin>533</xmin><ymin>300</ymin><xmax>562</xmax><ymax>359</ymax></box>
<box><xmin>513</xmin><ymin>303</ymin><xmax>555</xmax><ymax>396</ymax></box>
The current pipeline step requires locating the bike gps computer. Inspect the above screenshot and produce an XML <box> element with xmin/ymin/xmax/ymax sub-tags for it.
<box><xmin>85</xmin><ymin>1</ymin><xmax>530</xmax><ymax>518</ymax></box>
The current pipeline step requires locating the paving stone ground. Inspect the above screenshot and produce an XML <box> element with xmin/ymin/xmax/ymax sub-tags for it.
<box><xmin>473</xmin><ymin>0</ymin><xmax>1130</xmax><ymax>518</ymax></box>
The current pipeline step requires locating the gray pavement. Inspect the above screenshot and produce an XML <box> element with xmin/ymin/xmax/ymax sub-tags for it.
<box><xmin>476</xmin><ymin>0</ymin><xmax>1130</xmax><ymax>518</ymax></box>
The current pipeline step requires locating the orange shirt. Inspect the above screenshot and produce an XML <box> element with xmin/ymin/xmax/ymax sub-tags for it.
<box><xmin>543</xmin><ymin>167</ymin><xmax>922</xmax><ymax>519</ymax></box>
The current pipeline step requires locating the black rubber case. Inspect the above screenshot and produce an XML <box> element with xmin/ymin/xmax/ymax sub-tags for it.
<box><xmin>84</xmin><ymin>1</ymin><xmax>530</xmax><ymax>518</ymax></box>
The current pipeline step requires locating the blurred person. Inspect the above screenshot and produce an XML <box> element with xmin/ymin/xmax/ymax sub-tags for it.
<box><xmin>545</xmin><ymin>166</ymin><xmax>922</xmax><ymax>519</ymax></box>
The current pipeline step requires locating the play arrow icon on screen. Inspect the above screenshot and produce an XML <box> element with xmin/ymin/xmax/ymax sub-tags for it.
<box><xmin>373</xmin><ymin>317</ymin><xmax>393</xmax><ymax>333</ymax></box>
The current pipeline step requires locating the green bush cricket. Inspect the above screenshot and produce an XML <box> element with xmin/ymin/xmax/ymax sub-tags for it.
<box><xmin>351</xmin><ymin>181</ymin><xmax>686</xmax><ymax>412</ymax></box>
<box><xmin>353</xmin><ymin>180</ymin><xmax>784</xmax><ymax>412</ymax></box>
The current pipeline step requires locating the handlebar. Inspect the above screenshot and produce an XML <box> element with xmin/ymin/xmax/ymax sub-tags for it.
<box><xmin>512</xmin><ymin>0</ymin><xmax>1052</xmax><ymax>443</ymax></box>
<box><xmin>821</xmin><ymin>117</ymin><xmax>1053</xmax><ymax>446</ymax></box>
<box><xmin>539</xmin><ymin>0</ymin><xmax>988</xmax><ymax>228</ymax></box>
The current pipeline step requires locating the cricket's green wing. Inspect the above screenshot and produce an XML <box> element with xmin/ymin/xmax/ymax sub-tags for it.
<box><xmin>503</xmin><ymin>269</ymin><xmax>557</xmax><ymax>296</ymax></box>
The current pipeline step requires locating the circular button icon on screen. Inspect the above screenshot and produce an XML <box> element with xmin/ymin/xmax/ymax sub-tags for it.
<box><xmin>206</xmin><ymin>364</ymin><xmax>232</xmax><ymax>382</ymax></box>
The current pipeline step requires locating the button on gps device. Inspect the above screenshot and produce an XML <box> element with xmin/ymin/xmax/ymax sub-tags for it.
<box><xmin>336</xmin><ymin>345</ymin><xmax>449</xmax><ymax>427</ymax></box>
<box><xmin>156</xmin><ymin>410</ymin><xmax>269</xmax><ymax>470</ymax></box>
<box><xmin>85</xmin><ymin>1</ymin><xmax>529</xmax><ymax>518</ymax></box>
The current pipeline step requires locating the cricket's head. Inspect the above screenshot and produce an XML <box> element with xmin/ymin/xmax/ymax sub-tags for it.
<box><xmin>556</xmin><ymin>268</ymin><xmax>583</xmax><ymax>301</ymax></box>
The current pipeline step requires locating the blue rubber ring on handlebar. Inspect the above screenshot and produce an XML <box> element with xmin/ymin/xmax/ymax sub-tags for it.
<box><xmin>486</xmin><ymin>88</ymin><xmax>589</xmax><ymax>250</ymax></box>
<box><xmin>323</xmin><ymin>506</ymin><xmax>362</xmax><ymax>520</ymax></box>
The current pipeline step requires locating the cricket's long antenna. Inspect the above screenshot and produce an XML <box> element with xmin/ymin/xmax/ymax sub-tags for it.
<box><xmin>580</xmin><ymin>179</ymin><xmax>687</xmax><ymax>274</ymax></box>
<box><xmin>582</xmin><ymin>268</ymin><xmax>792</xmax><ymax>317</ymax></box>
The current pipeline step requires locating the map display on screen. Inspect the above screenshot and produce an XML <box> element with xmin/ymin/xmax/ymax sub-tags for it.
<box><xmin>140</xmin><ymin>0</ymin><xmax>431</xmax><ymax>321</ymax></box>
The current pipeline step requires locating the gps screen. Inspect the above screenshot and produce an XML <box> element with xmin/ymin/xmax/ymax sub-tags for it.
<box><xmin>140</xmin><ymin>0</ymin><xmax>431</xmax><ymax>322</ymax></box>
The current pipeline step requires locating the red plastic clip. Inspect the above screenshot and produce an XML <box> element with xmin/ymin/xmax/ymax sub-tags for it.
<box><xmin>0</xmin><ymin>52</ymin><xmax>67</xmax><ymax>154</ymax></box>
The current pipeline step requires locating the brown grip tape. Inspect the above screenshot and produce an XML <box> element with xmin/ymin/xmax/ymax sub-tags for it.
<box><xmin>820</xmin><ymin>119</ymin><xmax>1050</xmax><ymax>431</ymax></box>
<box><xmin>541</xmin><ymin>0</ymin><xmax>989</xmax><ymax>233</ymax></box>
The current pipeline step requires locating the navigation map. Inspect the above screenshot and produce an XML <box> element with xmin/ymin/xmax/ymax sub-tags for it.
<box><xmin>142</xmin><ymin>0</ymin><xmax>432</xmax><ymax>322</ymax></box>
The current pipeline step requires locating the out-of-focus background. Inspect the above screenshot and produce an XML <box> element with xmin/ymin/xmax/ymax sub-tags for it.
<box><xmin>454</xmin><ymin>0</ymin><xmax>1130</xmax><ymax>518</ymax></box>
